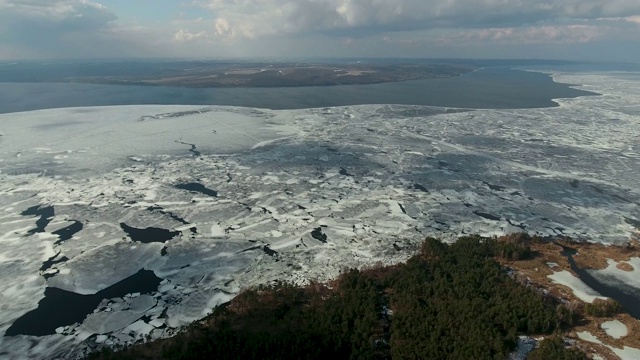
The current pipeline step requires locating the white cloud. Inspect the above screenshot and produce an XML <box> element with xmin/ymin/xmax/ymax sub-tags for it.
<box><xmin>174</xmin><ymin>28</ymin><xmax>208</xmax><ymax>42</ymax></box>
<box><xmin>214</xmin><ymin>18</ymin><xmax>232</xmax><ymax>36</ymax></box>
<box><xmin>175</xmin><ymin>0</ymin><xmax>640</xmax><ymax>61</ymax></box>
<box><xmin>2</xmin><ymin>0</ymin><xmax>640</xmax><ymax>60</ymax></box>
<box><xmin>189</xmin><ymin>0</ymin><xmax>640</xmax><ymax>38</ymax></box>
<box><xmin>0</xmin><ymin>0</ymin><xmax>117</xmax><ymax>29</ymax></box>
<box><xmin>624</xmin><ymin>15</ymin><xmax>640</xmax><ymax>24</ymax></box>
<box><xmin>0</xmin><ymin>1</ymin><xmax>169</xmax><ymax>59</ymax></box>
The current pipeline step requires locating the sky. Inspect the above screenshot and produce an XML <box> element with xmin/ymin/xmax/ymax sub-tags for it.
<box><xmin>1</xmin><ymin>0</ymin><xmax>640</xmax><ymax>61</ymax></box>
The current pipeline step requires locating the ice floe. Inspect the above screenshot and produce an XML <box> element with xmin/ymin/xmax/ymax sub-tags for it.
<box><xmin>609</xmin><ymin>346</ymin><xmax>640</xmax><ymax>360</ymax></box>
<box><xmin>577</xmin><ymin>331</ymin><xmax>602</xmax><ymax>344</ymax></box>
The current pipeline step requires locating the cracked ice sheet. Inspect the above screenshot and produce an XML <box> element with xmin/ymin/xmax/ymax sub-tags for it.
<box><xmin>0</xmin><ymin>71</ymin><xmax>640</xmax><ymax>358</ymax></box>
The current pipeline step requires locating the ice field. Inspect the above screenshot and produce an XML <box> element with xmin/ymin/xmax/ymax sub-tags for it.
<box><xmin>1</xmin><ymin>71</ymin><xmax>640</xmax><ymax>358</ymax></box>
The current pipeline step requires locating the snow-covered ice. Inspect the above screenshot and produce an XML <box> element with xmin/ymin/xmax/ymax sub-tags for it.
<box><xmin>608</xmin><ymin>346</ymin><xmax>640</xmax><ymax>360</ymax></box>
<box><xmin>600</xmin><ymin>320</ymin><xmax>628</xmax><ymax>339</ymax></box>
<box><xmin>577</xmin><ymin>330</ymin><xmax>640</xmax><ymax>360</ymax></box>
<box><xmin>1</xmin><ymin>70</ymin><xmax>640</xmax><ymax>358</ymax></box>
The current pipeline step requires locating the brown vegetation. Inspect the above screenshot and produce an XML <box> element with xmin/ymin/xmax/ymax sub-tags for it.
<box><xmin>563</xmin><ymin>239</ymin><xmax>640</xmax><ymax>270</ymax></box>
<box><xmin>496</xmin><ymin>234</ymin><xmax>640</xmax><ymax>359</ymax></box>
<box><xmin>616</xmin><ymin>262</ymin><xmax>634</xmax><ymax>272</ymax></box>
<box><xmin>76</xmin><ymin>63</ymin><xmax>477</xmax><ymax>88</ymax></box>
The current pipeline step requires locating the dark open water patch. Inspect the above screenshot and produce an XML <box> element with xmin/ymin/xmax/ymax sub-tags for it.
<box><xmin>53</xmin><ymin>221</ymin><xmax>83</xmax><ymax>244</ymax></box>
<box><xmin>473</xmin><ymin>211</ymin><xmax>501</xmax><ymax>221</ymax></box>
<box><xmin>40</xmin><ymin>255</ymin><xmax>68</xmax><ymax>272</ymax></box>
<box><xmin>5</xmin><ymin>269</ymin><xmax>161</xmax><ymax>336</ymax></box>
<box><xmin>40</xmin><ymin>253</ymin><xmax>69</xmax><ymax>274</ymax></box>
<box><xmin>560</xmin><ymin>245</ymin><xmax>640</xmax><ymax>320</ymax></box>
<box><xmin>262</xmin><ymin>246</ymin><xmax>278</xmax><ymax>257</ymax></box>
<box><xmin>398</xmin><ymin>203</ymin><xmax>407</xmax><ymax>214</ymax></box>
<box><xmin>120</xmin><ymin>223</ymin><xmax>180</xmax><ymax>244</ymax></box>
<box><xmin>147</xmin><ymin>206</ymin><xmax>190</xmax><ymax>225</ymax></box>
<box><xmin>413</xmin><ymin>184</ymin><xmax>429</xmax><ymax>193</ymax></box>
<box><xmin>240</xmin><ymin>245</ymin><xmax>279</xmax><ymax>257</ymax></box>
<box><xmin>339</xmin><ymin>168</ymin><xmax>353</xmax><ymax>176</ymax></box>
<box><xmin>175</xmin><ymin>183</ymin><xmax>218</xmax><ymax>197</ymax></box>
<box><xmin>21</xmin><ymin>205</ymin><xmax>54</xmax><ymax>234</ymax></box>
<box><xmin>311</xmin><ymin>227</ymin><xmax>328</xmax><ymax>243</ymax></box>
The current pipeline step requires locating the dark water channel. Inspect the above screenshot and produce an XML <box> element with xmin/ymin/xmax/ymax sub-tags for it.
<box><xmin>559</xmin><ymin>245</ymin><xmax>640</xmax><ymax>319</ymax></box>
<box><xmin>22</xmin><ymin>205</ymin><xmax>54</xmax><ymax>234</ymax></box>
<box><xmin>120</xmin><ymin>223</ymin><xmax>180</xmax><ymax>244</ymax></box>
<box><xmin>175</xmin><ymin>183</ymin><xmax>218</xmax><ymax>197</ymax></box>
<box><xmin>6</xmin><ymin>269</ymin><xmax>161</xmax><ymax>336</ymax></box>
<box><xmin>53</xmin><ymin>221</ymin><xmax>83</xmax><ymax>244</ymax></box>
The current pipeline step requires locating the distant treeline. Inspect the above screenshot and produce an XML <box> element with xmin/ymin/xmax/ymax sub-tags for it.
<box><xmin>89</xmin><ymin>235</ymin><xmax>587</xmax><ymax>360</ymax></box>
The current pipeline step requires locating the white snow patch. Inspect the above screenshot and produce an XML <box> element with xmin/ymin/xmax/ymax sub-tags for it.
<box><xmin>608</xmin><ymin>346</ymin><xmax>640</xmax><ymax>360</ymax></box>
<box><xmin>577</xmin><ymin>331</ymin><xmax>602</xmax><ymax>344</ymax></box>
<box><xmin>600</xmin><ymin>320</ymin><xmax>628</xmax><ymax>339</ymax></box>
<box><xmin>95</xmin><ymin>335</ymin><xmax>108</xmax><ymax>344</ymax></box>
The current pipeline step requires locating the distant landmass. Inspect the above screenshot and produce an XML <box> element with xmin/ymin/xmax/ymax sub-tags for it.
<box><xmin>0</xmin><ymin>61</ymin><xmax>477</xmax><ymax>88</ymax></box>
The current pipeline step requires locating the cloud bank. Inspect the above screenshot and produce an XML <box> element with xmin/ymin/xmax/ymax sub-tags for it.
<box><xmin>192</xmin><ymin>0</ymin><xmax>640</xmax><ymax>35</ymax></box>
<box><xmin>1</xmin><ymin>0</ymin><xmax>640</xmax><ymax>60</ymax></box>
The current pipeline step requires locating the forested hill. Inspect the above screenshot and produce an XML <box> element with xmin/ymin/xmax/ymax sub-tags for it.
<box><xmin>89</xmin><ymin>236</ymin><xmax>588</xmax><ymax>360</ymax></box>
